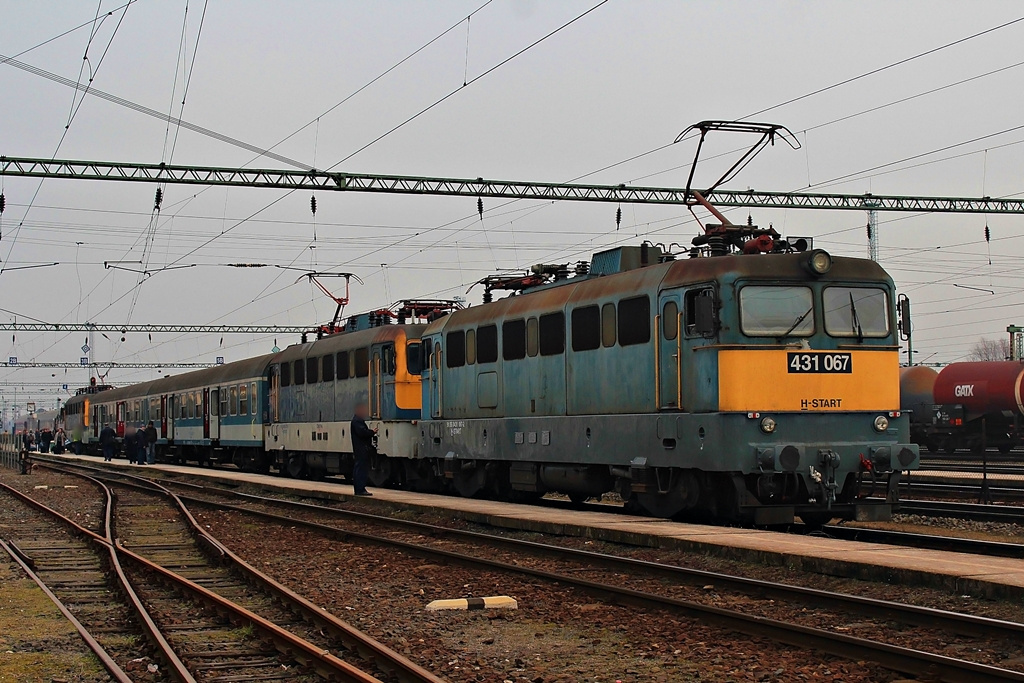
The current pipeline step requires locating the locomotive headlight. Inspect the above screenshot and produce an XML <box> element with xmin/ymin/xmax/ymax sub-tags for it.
<box><xmin>760</xmin><ymin>416</ymin><xmax>777</xmax><ymax>434</ymax></box>
<box><xmin>803</xmin><ymin>249</ymin><xmax>833</xmax><ymax>276</ymax></box>
<box><xmin>873</xmin><ymin>415</ymin><xmax>889</xmax><ymax>432</ymax></box>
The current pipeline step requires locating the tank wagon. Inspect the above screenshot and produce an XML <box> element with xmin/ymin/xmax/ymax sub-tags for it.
<box><xmin>901</xmin><ymin>361</ymin><xmax>1024</xmax><ymax>453</ymax></box>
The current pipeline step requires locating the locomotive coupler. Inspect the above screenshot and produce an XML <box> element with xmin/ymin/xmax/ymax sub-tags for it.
<box><xmin>817</xmin><ymin>449</ymin><xmax>841</xmax><ymax>509</ymax></box>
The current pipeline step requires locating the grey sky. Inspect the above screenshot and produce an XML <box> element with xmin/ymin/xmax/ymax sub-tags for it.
<box><xmin>2</xmin><ymin>0</ymin><xmax>1023</xmax><ymax>411</ymax></box>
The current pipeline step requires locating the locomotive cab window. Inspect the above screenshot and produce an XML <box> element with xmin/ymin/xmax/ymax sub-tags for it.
<box><xmin>503</xmin><ymin>319</ymin><xmax>526</xmax><ymax>360</ymax></box>
<box><xmin>354</xmin><ymin>347</ymin><xmax>370</xmax><ymax>377</ymax></box>
<box><xmin>571</xmin><ymin>306</ymin><xmax>600</xmax><ymax>351</ymax></box>
<box><xmin>740</xmin><ymin>285</ymin><xmax>814</xmax><ymax>337</ymax></box>
<box><xmin>446</xmin><ymin>331</ymin><xmax>466</xmax><ymax>368</ymax></box>
<box><xmin>618</xmin><ymin>295</ymin><xmax>651</xmax><ymax>346</ymax></box>
<box><xmin>466</xmin><ymin>329</ymin><xmax>476</xmax><ymax>365</ymax></box>
<box><xmin>662</xmin><ymin>301</ymin><xmax>679</xmax><ymax>340</ymax></box>
<box><xmin>823</xmin><ymin>287</ymin><xmax>890</xmax><ymax>338</ymax></box>
<box><xmin>526</xmin><ymin>317</ymin><xmax>539</xmax><ymax>357</ymax></box>
<box><xmin>685</xmin><ymin>287</ymin><xmax>717</xmax><ymax>337</ymax></box>
<box><xmin>406</xmin><ymin>341</ymin><xmax>423</xmax><ymax>375</ymax></box>
<box><xmin>539</xmin><ymin>312</ymin><xmax>565</xmax><ymax>356</ymax></box>
<box><xmin>383</xmin><ymin>344</ymin><xmax>397</xmax><ymax>375</ymax></box>
<box><xmin>477</xmin><ymin>325</ymin><xmax>498</xmax><ymax>363</ymax></box>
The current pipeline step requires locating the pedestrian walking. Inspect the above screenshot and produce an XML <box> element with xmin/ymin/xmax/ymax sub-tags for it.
<box><xmin>40</xmin><ymin>428</ymin><xmax>53</xmax><ymax>454</ymax></box>
<box><xmin>53</xmin><ymin>428</ymin><xmax>66</xmax><ymax>455</ymax></box>
<box><xmin>99</xmin><ymin>423</ymin><xmax>116</xmax><ymax>462</ymax></box>
<box><xmin>144</xmin><ymin>421</ymin><xmax>157</xmax><ymax>464</ymax></box>
<box><xmin>350</xmin><ymin>402</ymin><xmax>377</xmax><ymax>496</ymax></box>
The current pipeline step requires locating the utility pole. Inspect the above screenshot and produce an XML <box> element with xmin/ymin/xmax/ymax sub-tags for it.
<box><xmin>1008</xmin><ymin>325</ymin><xmax>1023</xmax><ymax>361</ymax></box>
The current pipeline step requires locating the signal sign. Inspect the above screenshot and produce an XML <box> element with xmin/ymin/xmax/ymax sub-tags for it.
<box><xmin>8</xmin><ymin>357</ymin><xmax>16</xmax><ymax>365</ymax></box>
<box><xmin>216</xmin><ymin>357</ymin><xmax>225</xmax><ymax>365</ymax></box>
<box><xmin>80</xmin><ymin>357</ymin><xmax>89</xmax><ymax>366</ymax></box>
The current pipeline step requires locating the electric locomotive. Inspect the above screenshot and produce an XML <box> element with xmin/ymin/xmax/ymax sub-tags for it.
<box><xmin>410</xmin><ymin>223</ymin><xmax>917</xmax><ymax>524</ymax></box>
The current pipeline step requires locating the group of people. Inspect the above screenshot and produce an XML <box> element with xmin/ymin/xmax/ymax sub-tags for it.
<box><xmin>19</xmin><ymin>427</ymin><xmax>67</xmax><ymax>454</ymax></box>
<box><xmin>98</xmin><ymin>421</ymin><xmax>157</xmax><ymax>464</ymax></box>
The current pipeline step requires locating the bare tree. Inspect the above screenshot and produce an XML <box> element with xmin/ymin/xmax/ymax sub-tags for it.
<box><xmin>967</xmin><ymin>337</ymin><xmax>1010</xmax><ymax>361</ymax></box>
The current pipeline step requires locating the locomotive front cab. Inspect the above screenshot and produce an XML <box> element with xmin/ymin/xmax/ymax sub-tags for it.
<box><xmin>678</xmin><ymin>251</ymin><xmax>919</xmax><ymax>524</ymax></box>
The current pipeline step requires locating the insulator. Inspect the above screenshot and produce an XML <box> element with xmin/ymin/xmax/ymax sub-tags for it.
<box><xmin>477</xmin><ymin>197</ymin><xmax>484</xmax><ymax>220</ymax></box>
<box><xmin>148</xmin><ymin>333</ymin><xmax>152</xmax><ymax>342</ymax></box>
<box><xmin>866</xmin><ymin>223</ymin><xmax>872</xmax><ymax>240</ymax></box>
<box><xmin>985</xmin><ymin>225</ymin><xmax>991</xmax><ymax>242</ymax></box>
<box><xmin>0</xmin><ymin>192</ymin><xmax>5</xmax><ymax>214</ymax></box>
<box><xmin>310</xmin><ymin>195</ymin><xmax>317</xmax><ymax>216</ymax></box>
<box><xmin>154</xmin><ymin>188</ymin><xmax>163</xmax><ymax>210</ymax></box>
<box><xmin>615</xmin><ymin>206</ymin><xmax>621</xmax><ymax>230</ymax></box>
<box><xmin>747</xmin><ymin>214</ymin><xmax>753</xmax><ymax>226</ymax></box>
<box><xmin>483</xmin><ymin>288</ymin><xmax>493</xmax><ymax>304</ymax></box>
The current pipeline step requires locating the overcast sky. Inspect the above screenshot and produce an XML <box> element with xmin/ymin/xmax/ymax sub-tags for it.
<box><xmin>2</xmin><ymin>0</ymin><xmax>1023</xmax><ymax>411</ymax></box>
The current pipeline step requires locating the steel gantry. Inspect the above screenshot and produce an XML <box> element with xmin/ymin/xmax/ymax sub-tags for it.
<box><xmin>3</xmin><ymin>155</ymin><xmax>1024</xmax><ymax>214</ymax></box>
<box><xmin>0</xmin><ymin>322</ymin><xmax>310</xmax><ymax>334</ymax></box>
<box><xmin>0</xmin><ymin>361</ymin><xmax>217</xmax><ymax>369</ymax></box>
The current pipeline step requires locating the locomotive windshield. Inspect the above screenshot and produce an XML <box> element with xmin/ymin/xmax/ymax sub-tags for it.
<box><xmin>739</xmin><ymin>285</ymin><xmax>814</xmax><ymax>336</ymax></box>
<box><xmin>823</xmin><ymin>287</ymin><xmax>889</xmax><ymax>338</ymax></box>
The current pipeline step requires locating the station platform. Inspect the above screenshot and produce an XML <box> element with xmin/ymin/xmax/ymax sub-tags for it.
<box><xmin>36</xmin><ymin>452</ymin><xmax>1024</xmax><ymax>601</ymax></box>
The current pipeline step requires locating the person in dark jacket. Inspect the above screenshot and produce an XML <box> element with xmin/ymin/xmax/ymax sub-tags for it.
<box><xmin>99</xmin><ymin>424</ymin><xmax>116</xmax><ymax>462</ymax></box>
<box><xmin>144</xmin><ymin>421</ymin><xmax>157</xmax><ymax>464</ymax></box>
<box><xmin>125</xmin><ymin>429</ymin><xmax>138</xmax><ymax>464</ymax></box>
<box><xmin>134</xmin><ymin>428</ymin><xmax>148</xmax><ymax>465</ymax></box>
<box><xmin>350</xmin><ymin>403</ymin><xmax>377</xmax><ymax>496</ymax></box>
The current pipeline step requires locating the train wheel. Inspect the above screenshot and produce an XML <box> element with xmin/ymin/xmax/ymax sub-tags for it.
<box><xmin>453</xmin><ymin>466</ymin><xmax>487</xmax><ymax>498</ymax></box>
<box><xmin>285</xmin><ymin>454</ymin><xmax>306</xmax><ymax>479</ymax></box>
<box><xmin>368</xmin><ymin>455</ymin><xmax>393</xmax><ymax>487</ymax></box>
<box><xmin>636</xmin><ymin>470</ymin><xmax>700</xmax><ymax>518</ymax></box>
<box><xmin>998</xmin><ymin>443</ymin><xmax>1013</xmax><ymax>454</ymax></box>
<box><xmin>944</xmin><ymin>444</ymin><xmax>956</xmax><ymax>454</ymax></box>
<box><xmin>568</xmin><ymin>493</ymin><xmax>590</xmax><ymax>505</ymax></box>
<box><xmin>926</xmin><ymin>441</ymin><xmax>938</xmax><ymax>454</ymax></box>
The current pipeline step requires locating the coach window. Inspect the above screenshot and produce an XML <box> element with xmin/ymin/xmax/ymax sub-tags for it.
<box><xmin>740</xmin><ymin>285</ymin><xmax>813</xmax><ymax>337</ymax></box>
<box><xmin>229</xmin><ymin>385</ymin><xmax>238</xmax><ymax>416</ymax></box>
<box><xmin>446</xmin><ymin>330</ymin><xmax>466</xmax><ymax>368</ymax></box>
<box><xmin>219</xmin><ymin>388</ymin><xmax>229</xmax><ymax>417</ymax></box>
<box><xmin>239</xmin><ymin>384</ymin><xmax>249</xmax><ymax>416</ymax></box>
<box><xmin>384</xmin><ymin>345</ymin><xmax>397</xmax><ymax>375</ymax></box>
<box><xmin>823</xmin><ymin>286</ymin><xmax>889</xmax><ymax>338</ymax></box>
<box><xmin>662</xmin><ymin>301</ymin><xmax>679</xmax><ymax>340</ymax></box>
<box><xmin>618</xmin><ymin>295</ymin><xmax>651</xmax><ymax>346</ymax></box>
<box><xmin>280</xmin><ymin>362</ymin><xmax>291</xmax><ymax>387</ymax></box>
<box><xmin>465</xmin><ymin>329</ymin><xmax>476</xmax><ymax>365</ymax></box>
<box><xmin>571</xmin><ymin>305</ymin><xmax>601</xmax><ymax>351</ymax></box>
<box><xmin>601</xmin><ymin>303</ymin><xmax>617</xmax><ymax>347</ymax></box>
<box><xmin>211</xmin><ymin>389</ymin><xmax>219</xmax><ymax>417</ymax></box>
<box><xmin>539</xmin><ymin>312</ymin><xmax>565</xmax><ymax>356</ymax></box>
<box><xmin>355</xmin><ymin>347</ymin><xmax>370</xmax><ymax>378</ymax></box>
<box><xmin>307</xmin><ymin>356</ymin><xmax>319</xmax><ymax>383</ymax></box>
<box><xmin>526</xmin><ymin>317</ymin><xmax>539</xmax><ymax>357</ymax></box>
<box><xmin>179</xmin><ymin>395</ymin><xmax>187</xmax><ymax>419</ymax></box>
<box><xmin>251</xmin><ymin>382</ymin><xmax>258</xmax><ymax>414</ymax></box>
<box><xmin>188</xmin><ymin>393</ymin><xmax>195</xmax><ymax>419</ymax></box>
<box><xmin>294</xmin><ymin>359</ymin><xmax>305</xmax><ymax>385</ymax></box>
<box><xmin>337</xmin><ymin>351</ymin><xmax>350</xmax><ymax>379</ymax></box>
<box><xmin>322</xmin><ymin>353</ymin><xmax>334</xmax><ymax>380</ymax></box>
<box><xmin>477</xmin><ymin>324</ymin><xmax>498</xmax><ymax>363</ymax></box>
<box><xmin>196</xmin><ymin>391</ymin><xmax>203</xmax><ymax>418</ymax></box>
<box><xmin>503</xmin><ymin>319</ymin><xmax>527</xmax><ymax>360</ymax></box>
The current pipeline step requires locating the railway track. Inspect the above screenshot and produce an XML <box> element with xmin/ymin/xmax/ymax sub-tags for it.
<box><xmin>0</xmin><ymin>466</ymin><xmax>445</xmax><ymax>682</ymax></box>
<box><xmin>34</xmin><ymin>458</ymin><xmax>1024</xmax><ymax>683</ymax></box>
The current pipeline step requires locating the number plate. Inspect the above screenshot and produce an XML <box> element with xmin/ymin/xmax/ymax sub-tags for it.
<box><xmin>787</xmin><ymin>352</ymin><xmax>852</xmax><ymax>374</ymax></box>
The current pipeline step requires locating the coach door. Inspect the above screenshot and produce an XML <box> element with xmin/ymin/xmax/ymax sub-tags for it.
<box><xmin>426</xmin><ymin>338</ymin><xmax>442</xmax><ymax>418</ymax></box>
<box><xmin>164</xmin><ymin>395</ymin><xmax>174</xmax><ymax>441</ymax></box>
<box><xmin>116</xmin><ymin>401</ymin><xmax>126</xmax><ymax>438</ymax></box>
<box><xmin>657</xmin><ymin>291</ymin><xmax>683</xmax><ymax>410</ymax></box>
<box><xmin>203</xmin><ymin>388</ymin><xmax>212</xmax><ymax>439</ymax></box>
<box><xmin>209</xmin><ymin>388</ymin><xmax>220</xmax><ymax>440</ymax></box>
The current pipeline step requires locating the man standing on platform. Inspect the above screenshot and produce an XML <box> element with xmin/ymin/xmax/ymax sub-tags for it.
<box><xmin>144</xmin><ymin>421</ymin><xmax>157</xmax><ymax>464</ymax></box>
<box><xmin>99</xmin><ymin>423</ymin><xmax>116</xmax><ymax>462</ymax></box>
<box><xmin>350</xmin><ymin>402</ymin><xmax>377</xmax><ymax>497</ymax></box>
